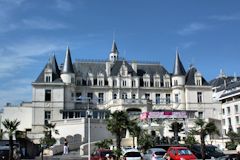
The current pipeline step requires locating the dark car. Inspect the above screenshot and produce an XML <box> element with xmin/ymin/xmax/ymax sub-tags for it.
<box><xmin>0</xmin><ymin>146</ymin><xmax>9</xmax><ymax>160</ymax></box>
<box><xmin>91</xmin><ymin>149</ymin><xmax>115</xmax><ymax>160</ymax></box>
<box><xmin>190</xmin><ymin>144</ymin><xmax>225</xmax><ymax>159</ymax></box>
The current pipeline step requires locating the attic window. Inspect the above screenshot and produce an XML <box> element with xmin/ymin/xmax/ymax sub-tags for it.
<box><xmin>45</xmin><ymin>76</ymin><xmax>51</xmax><ymax>83</ymax></box>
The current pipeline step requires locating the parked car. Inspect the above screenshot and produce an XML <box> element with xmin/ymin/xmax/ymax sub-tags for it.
<box><xmin>189</xmin><ymin>144</ymin><xmax>225</xmax><ymax>159</ymax></box>
<box><xmin>144</xmin><ymin>148</ymin><xmax>166</xmax><ymax>160</ymax></box>
<box><xmin>122</xmin><ymin>148</ymin><xmax>143</xmax><ymax>160</ymax></box>
<box><xmin>0</xmin><ymin>146</ymin><xmax>9</xmax><ymax>160</ymax></box>
<box><xmin>91</xmin><ymin>149</ymin><xmax>115</xmax><ymax>160</ymax></box>
<box><xmin>167</xmin><ymin>146</ymin><xmax>197</xmax><ymax>160</ymax></box>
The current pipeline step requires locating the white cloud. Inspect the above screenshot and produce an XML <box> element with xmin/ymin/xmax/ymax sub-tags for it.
<box><xmin>178</xmin><ymin>23</ymin><xmax>208</xmax><ymax>36</ymax></box>
<box><xmin>22</xmin><ymin>18</ymin><xmax>68</xmax><ymax>30</ymax></box>
<box><xmin>55</xmin><ymin>0</ymin><xmax>73</xmax><ymax>11</ymax></box>
<box><xmin>0</xmin><ymin>40</ymin><xmax>64</xmax><ymax>78</ymax></box>
<box><xmin>210</xmin><ymin>14</ymin><xmax>240</xmax><ymax>21</ymax></box>
<box><xmin>181</xmin><ymin>42</ymin><xmax>195</xmax><ymax>49</ymax></box>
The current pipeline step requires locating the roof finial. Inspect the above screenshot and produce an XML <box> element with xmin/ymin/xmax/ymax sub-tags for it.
<box><xmin>234</xmin><ymin>72</ymin><xmax>237</xmax><ymax>81</ymax></box>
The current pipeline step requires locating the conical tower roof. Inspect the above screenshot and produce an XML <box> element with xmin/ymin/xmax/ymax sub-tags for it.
<box><xmin>111</xmin><ymin>40</ymin><xmax>119</xmax><ymax>54</ymax></box>
<box><xmin>62</xmin><ymin>46</ymin><xmax>74</xmax><ymax>73</ymax></box>
<box><xmin>173</xmin><ymin>50</ymin><xmax>186</xmax><ymax>76</ymax></box>
<box><xmin>51</xmin><ymin>54</ymin><xmax>60</xmax><ymax>76</ymax></box>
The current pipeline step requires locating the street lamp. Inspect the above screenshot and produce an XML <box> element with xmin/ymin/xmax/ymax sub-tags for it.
<box><xmin>86</xmin><ymin>99</ymin><xmax>92</xmax><ymax>160</ymax></box>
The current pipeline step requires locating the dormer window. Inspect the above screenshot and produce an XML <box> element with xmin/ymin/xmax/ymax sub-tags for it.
<box><xmin>143</xmin><ymin>74</ymin><xmax>150</xmax><ymax>87</ymax></box>
<box><xmin>132</xmin><ymin>80</ymin><xmax>136</xmax><ymax>87</ymax></box>
<box><xmin>195</xmin><ymin>72</ymin><xmax>202</xmax><ymax>86</ymax></box>
<box><xmin>45</xmin><ymin>76</ymin><xmax>51</xmax><ymax>83</ymax></box>
<box><xmin>120</xmin><ymin>63</ymin><xmax>128</xmax><ymax>76</ymax></box>
<box><xmin>122</xmin><ymin>80</ymin><xmax>127</xmax><ymax>87</ymax></box>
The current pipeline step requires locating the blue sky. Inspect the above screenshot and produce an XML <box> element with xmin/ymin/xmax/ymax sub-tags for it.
<box><xmin>0</xmin><ymin>0</ymin><xmax>240</xmax><ymax>107</ymax></box>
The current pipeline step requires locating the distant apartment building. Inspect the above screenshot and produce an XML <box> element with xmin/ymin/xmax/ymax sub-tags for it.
<box><xmin>211</xmin><ymin>73</ymin><xmax>240</xmax><ymax>136</ymax></box>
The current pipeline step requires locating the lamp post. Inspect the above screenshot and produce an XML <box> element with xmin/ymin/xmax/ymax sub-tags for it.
<box><xmin>86</xmin><ymin>99</ymin><xmax>91</xmax><ymax>160</ymax></box>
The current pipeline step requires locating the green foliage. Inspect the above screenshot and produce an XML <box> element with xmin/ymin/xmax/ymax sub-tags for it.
<box><xmin>2</xmin><ymin>119</ymin><xmax>21</xmax><ymax>160</ymax></box>
<box><xmin>95</xmin><ymin>139</ymin><xmax>113</xmax><ymax>149</ymax></box>
<box><xmin>106</xmin><ymin>111</ymin><xmax>130</xmax><ymax>158</ymax></box>
<box><xmin>128</xmin><ymin>120</ymin><xmax>142</xmax><ymax>147</ymax></box>
<box><xmin>40</xmin><ymin>122</ymin><xmax>59</xmax><ymax>147</ymax></box>
<box><xmin>191</xmin><ymin>118</ymin><xmax>219</xmax><ymax>160</ymax></box>
<box><xmin>226</xmin><ymin>141</ymin><xmax>237</xmax><ymax>150</ymax></box>
<box><xmin>138</xmin><ymin>131</ymin><xmax>156</xmax><ymax>153</ymax></box>
<box><xmin>184</xmin><ymin>133</ymin><xmax>198</xmax><ymax>147</ymax></box>
<box><xmin>226</xmin><ymin>131</ymin><xmax>240</xmax><ymax>150</ymax></box>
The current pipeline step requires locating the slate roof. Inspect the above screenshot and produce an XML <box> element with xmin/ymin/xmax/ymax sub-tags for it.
<box><xmin>35</xmin><ymin>55</ymin><xmax>62</xmax><ymax>83</ymax></box>
<box><xmin>62</xmin><ymin>47</ymin><xmax>75</xmax><ymax>73</ymax></box>
<box><xmin>137</xmin><ymin>63</ymin><xmax>169</xmax><ymax>78</ymax></box>
<box><xmin>173</xmin><ymin>52</ymin><xmax>186</xmax><ymax>76</ymax></box>
<box><xmin>185</xmin><ymin>67</ymin><xmax>209</xmax><ymax>86</ymax></box>
<box><xmin>74</xmin><ymin>61</ymin><xmax>107</xmax><ymax>78</ymax></box>
<box><xmin>209</xmin><ymin>76</ymin><xmax>240</xmax><ymax>88</ymax></box>
<box><xmin>110</xmin><ymin>60</ymin><xmax>137</xmax><ymax>76</ymax></box>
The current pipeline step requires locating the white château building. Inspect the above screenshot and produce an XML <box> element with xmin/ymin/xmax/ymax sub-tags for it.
<box><xmin>1</xmin><ymin>41</ymin><xmax>222</xmax><ymax>145</ymax></box>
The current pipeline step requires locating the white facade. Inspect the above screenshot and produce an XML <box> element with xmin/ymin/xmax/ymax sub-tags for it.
<box><xmin>0</xmin><ymin>43</ymin><xmax>222</xmax><ymax>145</ymax></box>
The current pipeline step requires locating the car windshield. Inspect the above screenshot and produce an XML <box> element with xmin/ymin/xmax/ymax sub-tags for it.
<box><xmin>206</xmin><ymin>146</ymin><xmax>223</xmax><ymax>153</ymax></box>
<box><xmin>154</xmin><ymin>151</ymin><xmax>166</xmax><ymax>156</ymax></box>
<box><xmin>178</xmin><ymin>149</ymin><xmax>192</xmax><ymax>155</ymax></box>
<box><xmin>124</xmin><ymin>152</ymin><xmax>141</xmax><ymax>157</ymax></box>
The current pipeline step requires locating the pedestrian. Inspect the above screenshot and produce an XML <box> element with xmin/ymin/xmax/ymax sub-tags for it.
<box><xmin>63</xmin><ymin>139</ymin><xmax>69</xmax><ymax>155</ymax></box>
<box><xmin>236</xmin><ymin>143</ymin><xmax>240</xmax><ymax>160</ymax></box>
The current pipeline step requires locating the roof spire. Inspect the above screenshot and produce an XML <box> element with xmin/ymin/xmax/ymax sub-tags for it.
<box><xmin>62</xmin><ymin>46</ymin><xmax>74</xmax><ymax>73</ymax></box>
<box><xmin>173</xmin><ymin>49</ymin><xmax>186</xmax><ymax>76</ymax></box>
<box><xmin>111</xmin><ymin>40</ymin><xmax>119</xmax><ymax>54</ymax></box>
<box><xmin>51</xmin><ymin>54</ymin><xmax>60</xmax><ymax>75</ymax></box>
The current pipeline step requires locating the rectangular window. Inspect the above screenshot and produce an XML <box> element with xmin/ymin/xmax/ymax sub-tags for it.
<box><xmin>132</xmin><ymin>80</ymin><xmax>136</xmax><ymax>87</ymax></box>
<box><xmin>45</xmin><ymin>76</ymin><xmax>51</xmax><ymax>83</ymax></box>
<box><xmin>145</xmin><ymin>93</ymin><xmax>150</xmax><ymax>100</ymax></box>
<box><xmin>155</xmin><ymin>81</ymin><xmax>159</xmax><ymax>87</ymax></box>
<box><xmin>45</xmin><ymin>90</ymin><xmax>51</xmax><ymax>101</ymax></box>
<box><xmin>175</xmin><ymin>94</ymin><xmax>179</xmax><ymax>103</ymax></box>
<box><xmin>198</xmin><ymin>112</ymin><xmax>203</xmax><ymax>119</ymax></box>
<box><xmin>222</xmin><ymin>119</ymin><xmax>226</xmax><ymax>125</ymax></box>
<box><xmin>165</xmin><ymin>82</ymin><xmax>170</xmax><ymax>88</ymax></box>
<box><xmin>227</xmin><ymin>107</ymin><xmax>231</xmax><ymax>115</ymax></box>
<box><xmin>235</xmin><ymin>105</ymin><xmax>239</xmax><ymax>113</ymax></box>
<box><xmin>222</xmin><ymin>108</ymin><xmax>225</xmax><ymax>115</ymax></box>
<box><xmin>228</xmin><ymin>117</ymin><xmax>232</xmax><ymax>125</ymax></box>
<box><xmin>197</xmin><ymin>92</ymin><xmax>202</xmax><ymax>103</ymax></box>
<box><xmin>75</xmin><ymin>112</ymin><xmax>80</xmax><ymax>118</ymax></box>
<box><xmin>87</xmin><ymin>92</ymin><xmax>93</xmax><ymax>100</ymax></box>
<box><xmin>156</xmin><ymin>94</ymin><xmax>160</xmax><ymax>104</ymax></box>
<box><xmin>45</xmin><ymin>111</ymin><xmax>51</xmax><ymax>120</ymax></box>
<box><xmin>44</xmin><ymin>111</ymin><xmax>51</xmax><ymax>125</ymax></box>
<box><xmin>98</xmin><ymin>93</ymin><xmax>104</xmax><ymax>104</ymax></box>
<box><xmin>166</xmin><ymin>94</ymin><xmax>171</xmax><ymax>104</ymax></box>
<box><xmin>174</xmin><ymin>80</ymin><xmax>178</xmax><ymax>86</ymax></box>
<box><xmin>236</xmin><ymin>116</ymin><xmax>239</xmax><ymax>124</ymax></box>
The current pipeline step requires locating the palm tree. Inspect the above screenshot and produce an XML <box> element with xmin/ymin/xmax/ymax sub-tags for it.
<box><xmin>2</xmin><ymin>119</ymin><xmax>20</xmax><ymax>160</ymax></box>
<box><xmin>169</xmin><ymin>121</ymin><xmax>184</xmax><ymax>144</ymax></box>
<box><xmin>40</xmin><ymin>122</ymin><xmax>59</xmax><ymax>147</ymax></box>
<box><xmin>191</xmin><ymin>118</ymin><xmax>219</xmax><ymax>160</ymax></box>
<box><xmin>128</xmin><ymin>120</ymin><xmax>142</xmax><ymax>147</ymax></box>
<box><xmin>106</xmin><ymin>111</ymin><xmax>130</xmax><ymax>159</ymax></box>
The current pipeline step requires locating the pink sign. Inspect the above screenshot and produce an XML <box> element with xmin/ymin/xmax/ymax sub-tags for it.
<box><xmin>140</xmin><ymin>111</ymin><xmax>187</xmax><ymax>119</ymax></box>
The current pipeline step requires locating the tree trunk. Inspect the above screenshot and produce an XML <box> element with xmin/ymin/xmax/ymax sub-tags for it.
<box><xmin>200</xmin><ymin>133</ymin><xmax>206</xmax><ymax>160</ymax></box>
<box><xmin>116</xmin><ymin>134</ymin><xmax>121</xmax><ymax>160</ymax></box>
<box><xmin>132</xmin><ymin>136</ymin><xmax>135</xmax><ymax>148</ymax></box>
<box><xmin>9</xmin><ymin>135</ymin><xmax>13</xmax><ymax>160</ymax></box>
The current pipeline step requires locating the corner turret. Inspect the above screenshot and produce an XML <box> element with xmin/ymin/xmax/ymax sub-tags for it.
<box><xmin>61</xmin><ymin>46</ymin><xmax>75</xmax><ymax>84</ymax></box>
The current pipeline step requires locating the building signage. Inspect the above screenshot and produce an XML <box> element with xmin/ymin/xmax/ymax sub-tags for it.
<box><xmin>140</xmin><ymin>111</ymin><xmax>187</xmax><ymax>120</ymax></box>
